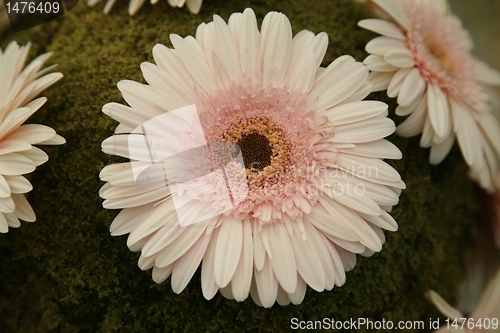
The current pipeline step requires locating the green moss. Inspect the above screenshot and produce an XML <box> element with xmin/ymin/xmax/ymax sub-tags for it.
<box><xmin>0</xmin><ymin>0</ymin><xmax>478</xmax><ymax>332</ymax></box>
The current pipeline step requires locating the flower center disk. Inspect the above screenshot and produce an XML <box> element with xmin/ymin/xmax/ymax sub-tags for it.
<box><xmin>237</xmin><ymin>133</ymin><xmax>273</xmax><ymax>172</ymax></box>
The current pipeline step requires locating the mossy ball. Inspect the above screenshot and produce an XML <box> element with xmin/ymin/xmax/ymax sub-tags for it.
<box><xmin>0</xmin><ymin>0</ymin><xmax>478</xmax><ymax>332</ymax></box>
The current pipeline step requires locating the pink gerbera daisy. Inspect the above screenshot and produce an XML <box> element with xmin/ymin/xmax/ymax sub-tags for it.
<box><xmin>359</xmin><ymin>0</ymin><xmax>500</xmax><ymax>189</ymax></box>
<box><xmin>100</xmin><ymin>8</ymin><xmax>404</xmax><ymax>307</ymax></box>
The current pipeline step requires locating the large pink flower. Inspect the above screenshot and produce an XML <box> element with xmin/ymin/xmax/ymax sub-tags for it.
<box><xmin>359</xmin><ymin>0</ymin><xmax>500</xmax><ymax>189</ymax></box>
<box><xmin>100</xmin><ymin>8</ymin><xmax>404</xmax><ymax>307</ymax></box>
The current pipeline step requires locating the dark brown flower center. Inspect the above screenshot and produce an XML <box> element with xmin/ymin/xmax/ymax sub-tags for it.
<box><xmin>237</xmin><ymin>133</ymin><xmax>272</xmax><ymax>171</ymax></box>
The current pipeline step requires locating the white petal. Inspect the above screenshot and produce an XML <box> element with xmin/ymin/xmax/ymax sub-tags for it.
<box><xmin>0</xmin><ymin>153</ymin><xmax>35</xmax><ymax>176</ymax></box>
<box><xmin>426</xmin><ymin>290</ymin><xmax>464</xmax><ymax>320</ymax></box>
<box><xmin>151</xmin><ymin>45</ymin><xmax>196</xmax><ymax>95</ymax></box>
<box><xmin>372</xmin><ymin>0</ymin><xmax>410</xmax><ymax>30</ymax></box>
<box><xmin>37</xmin><ymin>134</ymin><xmax>65</xmax><ymax>145</ymax></box>
<box><xmin>396</xmin><ymin>93</ymin><xmax>427</xmax><ymax>137</ymax></box>
<box><xmin>143</xmin><ymin>216</ymin><xmax>208</xmax><ymax>258</ymax></box>
<box><xmin>367</xmin><ymin>71</ymin><xmax>394</xmax><ymax>92</ymax></box>
<box><xmin>0</xmin><ymin>175</ymin><xmax>10</xmax><ymax>198</ymax></box>
<box><xmin>358</xmin><ymin>19</ymin><xmax>405</xmax><ymax>40</ymax></box>
<box><xmin>313</xmin><ymin>55</ymin><xmax>355</xmax><ymax>88</ymax></box>
<box><xmin>117</xmin><ymin>80</ymin><xmax>165</xmax><ymax>116</ymax></box>
<box><xmin>387</xmin><ymin>68</ymin><xmax>412</xmax><ymax>98</ymax></box>
<box><xmin>138</xmin><ymin>254</ymin><xmax>155</xmax><ymax>270</ymax></box>
<box><xmin>201</xmin><ymin>227</ymin><xmax>220</xmax><ymax>300</ymax></box>
<box><xmin>253</xmin><ymin>229</ymin><xmax>266</xmax><ymax>271</ymax></box>
<box><xmin>429</xmin><ymin>132</ymin><xmax>455</xmax><ymax>165</ymax></box>
<box><xmin>427</xmin><ymin>83</ymin><xmax>450</xmax><ymax>138</ymax></box>
<box><xmin>384</xmin><ymin>49</ymin><xmax>415</xmax><ymax>68</ymax></box>
<box><xmin>337</xmin><ymin>82</ymin><xmax>373</xmax><ymax>106</ymax></box>
<box><xmin>365</xmin><ymin>36</ymin><xmax>407</xmax><ymax>57</ymax></box>
<box><xmin>260</xmin><ymin>12</ymin><xmax>292</xmax><ymax>88</ymax></box>
<box><xmin>19</xmin><ymin>147</ymin><xmax>48</xmax><ymax>166</ymax></box>
<box><xmin>337</xmin><ymin>140</ymin><xmax>402</xmax><ymax>160</ymax></box>
<box><xmin>477</xmin><ymin>111</ymin><xmax>500</xmax><ymax>157</ymax></box>
<box><xmin>0</xmin><ymin>213</ymin><xmax>9</xmax><ymax>233</ymax></box>
<box><xmin>169</xmin><ymin>35</ymin><xmax>216</xmax><ymax>93</ymax></box>
<box><xmin>476</xmin><ymin>60</ymin><xmax>500</xmax><ymax>85</ymax></box>
<box><xmin>276</xmin><ymin>286</ymin><xmax>290</xmax><ymax>306</ymax></box>
<box><xmin>397</xmin><ymin>68</ymin><xmax>426</xmax><ymax>107</ymax></box>
<box><xmin>12</xmin><ymin>194</ymin><xmax>35</xmax><ymax>222</ymax></box>
<box><xmin>0</xmin><ymin>139</ymin><xmax>32</xmax><ymax>155</ymax></box>
<box><xmin>303</xmin><ymin>220</ymin><xmax>338</xmax><ymax>290</ymax></box>
<box><xmin>4</xmin><ymin>175</ymin><xmax>32</xmax><ymax>194</ymax></box>
<box><xmin>266</xmin><ymin>223</ymin><xmax>297</xmax><ymax>293</ymax></box>
<box><xmin>334</xmin><ymin>244</ymin><xmax>357</xmax><ymax>272</ymax></box>
<box><xmin>154</xmin><ymin>221</ymin><xmax>209</xmax><ymax>268</ymax></box>
<box><xmin>171</xmin><ymin>233</ymin><xmax>211</xmax><ymax>294</ymax></box>
<box><xmin>213</xmin><ymin>15</ymin><xmax>241</xmax><ymax>82</ymax></box>
<box><xmin>474</xmin><ymin>269</ymin><xmax>500</xmax><ymax>318</ymax></box>
<box><xmin>288</xmin><ymin>275</ymin><xmax>306</xmax><ymax>305</ymax></box>
<box><xmin>185</xmin><ymin>0</ymin><xmax>202</xmax><ymax>14</ymax></box>
<box><xmin>363</xmin><ymin>54</ymin><xmax>398</xmax><ymax>72</ymax></box>
<box><xmin>319</xmin><ymin>197</ymin><xmax>383</xmax><ymax>252</ymax></box>
<box><xmin>8</xmin><ymin>124</ymin><xmax>56</xmax><ymax>144</ymax></box>
<box><xmin>326</xmin><ymin>101</ymin><xmax>387</xmax><ymax>126</ymax></box>
<box><xmin>333</xmin><ymin>117</ymin><xmax>395</xmax><ymax>144</ymax></box>
<box><xmin>396</xmin><ymin>92</ymin><xmax>425</xmax><ymax>116</ymax></box>
<box><xmin>360</xmin><ymin>211</ymin><xmax>398</xmax><ymax>232</ymax></box>
<box><xmin>231</xmin><ymin>220</ymin><xmax>253</xmax><ymax>302</ymax></box>
<box><xmin>324</xmin><ymin>182</ymin><xmax>381</xmax><ymax>216</ymax></box>
<box><xmin>420</xmin><ymin>116</ymin><xmax>434</xmax><ymax>148</ymax></box>
<box><xmin>237</xmin><ymin>8</ymin><xmax>260</xmax><ymax>83</ymax></box>
<box><xmin>254</xmin><ymin>256</ymin><xmax>278</xmax><ymax>308</ymax></box>
<box><xmin>140</xmin><ymin>63</ymin><xmax>193</xmax><ymax>110</ymax></box>
<box><xmin>290</xmin><ymin>219</ymin><xmax>325</xmax><ymax>291</ymax></box>
<box><xmin>214</xmin><ymin>218</ymin><xmax>242</xmax><ymax>288</ymax></box>
<box><xmin>0</xmin><ymin>196</ymin><xmax>15</xmax><ymax>213</ymax></box>
<box><xmin>320</xmin><ymin>233</ymin><xmax>345</xmax><ymax>287</ymax></box>
<box><xmin>128</xmin><ymin>0</ymin><xmax>146</xmax><ymax>15</ymax></box>
<box><xmin>109</xmin><ymin>203</ymin><xmax>155</xmax><ymax>236</ymax></box>
<box><xmin>306</xmin><ymin>204</ymin><xmax>359</xmax><ymax>241</ymax></box>
<box><xmin>152</xmin><ymin>265</ymin><xmax>173</xmax><ymax>283</ymax></box>
<box><xmin>453</xmin><ymin>103</ymin><xmax>476</xmax><ymax>166</ymax></box>
<box><xmin>103</xmin><ymin>186</ymin><xmax>170</xmax><ymax>209</ymax></box>
<box><xmin>126</xmin><ymin>200</ymin><xmax>176</xmax><ymax>247</ymax></box>
<box><xmin>311</xmin><ymin>62</ymin><xmax>368</xmax><ymax>110</ymax></box>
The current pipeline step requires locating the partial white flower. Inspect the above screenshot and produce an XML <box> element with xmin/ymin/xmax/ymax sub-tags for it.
<box><xmin>87</xmin><ymin>0</ymin><xmax>202</xmax><ymax>16</ymax></box>
<box><xmin>100</xmin><ymin>8</ymin><xmax>405</xmax><ymax>307</ymax></box>
<box><xmin>359</xmin><ymin>0</ymin><xmax>500</xmax><ymax>189</ymax></box>
<box><xmin>0</xmin><ymin>41</ymin><xmax>65</xmax><ymax>233</ymax></box>
<box><xmin>427</xmin><ymin>269</ymin><xmax>500</xmax><ymax>333</ymax></box>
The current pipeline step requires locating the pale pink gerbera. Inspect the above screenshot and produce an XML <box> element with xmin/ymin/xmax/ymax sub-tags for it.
<box><xmin>0</xmin><ymin>41</ymin><xmax>65</xmax><ymax>233</ymax></box>
<box><xmin>100</xmin><ymin>8</ymin><xmax>405</xmax><ymax>307</ymax></box>
<box><xmin>359</xmin><ymin>0</ymin><xmax>500</xmax><ymax>189</ymax></box>
<box><xmin>87</xmin><ymin>0</ymin><xmax>202</xmax><ymax>16</ymax></box>
<box><xmin>427</xmin><ymin>269</ymin><xmax>500</xmax><ymax>333</ymax></box>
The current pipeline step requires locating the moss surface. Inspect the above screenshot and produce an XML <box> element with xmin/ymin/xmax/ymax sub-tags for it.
<box><xmin>0</xmin><ymin>0</ymin><xmax>479</xmax><ymax>332</ymax></box>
